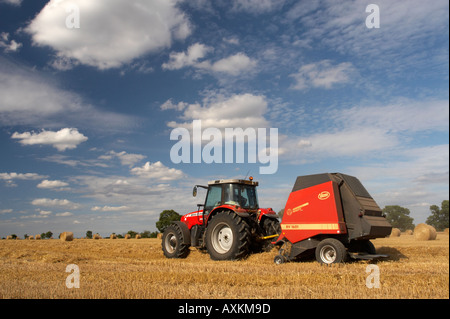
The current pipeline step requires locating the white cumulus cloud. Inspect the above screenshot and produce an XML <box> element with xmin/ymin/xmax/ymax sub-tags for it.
<box><xmin>31</xmin><ymin>198</ymin><xmax>81</xmax><ymax>210</ymax></box>
<box><xmin>98</xmin><ymin>151</ymin><xmax>146</xmax><ymax>167</ymax></box>
<box><xmin>0</xmin><ymin>172</ymin><xmax>48</xmax><ymax>187</ymax></box>
<box><xmin>162</xmin><ymin>43</ymin><xmax>212</xmax><ymax>70</ymax></box>
<box><xmin>37</xmin><ymin>179</ymin><xmax>69</xmax><ymax>189</ymax></box>
<box><xmin>0</xmin><ymin>32</ymin><xmax>22</xmax><ymax>53</ymax></box>
<box><xmin>11</xmin><ymin>128</ymin><xmax>88</xmax><ymax>151</ymax></box>
<box><xmin>131</xmin><ymin>161</ymin><xmax>184</xmax><ymax>180</ymax></box>
<box><xmin>25</xmin><ymin>0</ymin><xmax>192</xmax><ymax>70</ymax></box>
<box><xmin>91</xmin><ymin>205</ymin><xmax>129</xmax><ymax>212</ymax></box>
<box><xmin>166</xmin><ymin>93</ymin><xmax>269</xmax><ymax>130</ymax></box>
<box><xmin>0</xmin><ymin>172</ymin><xmax>47</xmax><ymax>180</ymax></box>
<box><xmin>55</xmin><ymin>211</ymin><xmax>73</xmax><ymax>217</ymax></box>
<box><xmin>163</xmin><ymin>43</ymin><xmax>257</xmax><ymax>76</ymax></box>
<box><xmin>198</xmin><ymin>52</ymin><xmax>257</xmax><ymax>76</ymax></box>
<box><xmin>290</xmin><ymin>60</ymin><xmax>356</xmax><ymax>90</ymax></box>
<box><xmin>0</xmin><ymin>0</ymin><xmax>22</xmax><ymax>6</ymax></box>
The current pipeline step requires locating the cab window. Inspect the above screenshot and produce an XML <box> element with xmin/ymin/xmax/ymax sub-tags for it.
<box><xmin>204</xmin><ymin>185</ymin><xmax>222</xmax><ymax>213</ymax></box>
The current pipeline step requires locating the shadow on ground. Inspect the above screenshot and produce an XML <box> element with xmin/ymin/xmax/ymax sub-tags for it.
<box><xmin>376</xmin><ymin>246</ymin><xmax>408</xmax><ymax>261</ymax></box>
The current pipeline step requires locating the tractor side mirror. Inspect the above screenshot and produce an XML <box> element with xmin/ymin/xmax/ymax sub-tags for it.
<box><xmin>193</xmin><ymin>186</ymin><xmax>197</xmax><ymax>197</ymax></box>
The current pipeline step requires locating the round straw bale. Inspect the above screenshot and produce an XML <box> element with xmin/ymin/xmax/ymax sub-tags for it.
<box><xmin>414</xmin><ymin>223</ymin><xmax>437</xmax><ymax>241</ymax></box>
<box><xmin>6</xmin><ymin>235</ymin><xmax>12</xmax><ymax>240</ymax></box>
<box><xmin>444</xmin><ymin>228</ymin><xmax>449</xmax><ymax>234</ymax></box>
<box><xmin>35</xmin><ymin>234</ymin><xmax>41</xmax><ymax>240</ymax></box>
<box><xmin>390</xmin><ymin>228</ymin><xmax>401</xmax><ymax>237</ymax></box>
<box><xmin>110</xmin><ymin>234</ymin><xmax>117</xmax><ymax>239</ymax></box>
<box><xmin>60</xmin><ymin>232</ymin><xmax>74</xmax><ymax>241</ymax></box>
<box><xmin>428</xmin><ymin>225</ymin><xmax>437</xmax><ymax>240</ymax></box>
<box><xmin>404</xmin><ymin>229</ymin><xmax>413</xmax><ymax>235</ymax></box>
<box><xmin>157</xmin><ymin>233</ymin><xmax>163</xmax><ymax>239</ymax></box>
<box><xmin>124</xmin><ymin>234</ymin><xmax>131</xmax><ymax>239</ymax></box>
<box><xmin>28</xmin><ymin>235</ymin><xmax>34</xmax><ymax>240</ymax></box>
<box><xmin>135</xmin><ymin>234</ymin><xmax>141</xmax><ymax>239</ymax></box>
<box><xmin>93</xmin><ymin>233</ymin><xmax>101</xmax><ymax>239</ymax></box>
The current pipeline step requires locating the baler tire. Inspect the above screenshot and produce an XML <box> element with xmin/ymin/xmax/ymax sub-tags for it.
<box><xmin>348</xmin><ymin>240</ymin><xmax>376</xmax><ymax>254</ymax></box>
<box><xmin>315</xmin><ymin>238</ymin><xmax>348</xmax><ymax>264</ymax></box>
<box><xmin>274</xmin><ymin>255</ymin><xmax>287</xmax><ymax>265</ymax></box>
<box><xmin>162</xmin><ymin>224</ymin><xmax>190</xmax><ymax>259</ymax></box>
<box><xmin>205</xmin><ymin>211</ymin><xmax>250</xmax><ymax>261</ymax></box>
<box><xmin>362</xmin><ymin>240</ymin><xmax>376</xmax><ymax>254</ymax></box>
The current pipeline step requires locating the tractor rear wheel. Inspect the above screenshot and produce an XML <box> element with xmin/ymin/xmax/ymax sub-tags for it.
<box><xmin>315</xmin><ymin>238</ymin><xmax>348</xmax><ymax>264</ymax></box>
<box><xmin>206</xmin><ymin>211</ymin><xmax>250</xmax><ymax>261</ymax></box>
<box><xmin>162</xmin><ymin>223</ymin><xmax>190</xmax><ymax>258</ymax></box>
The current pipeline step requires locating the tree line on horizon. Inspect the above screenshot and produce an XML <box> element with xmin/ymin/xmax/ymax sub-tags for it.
<box><xmin>2</xmin><ymin>201</ymin><xmax>448</xmax><ymax>239</ymax></box>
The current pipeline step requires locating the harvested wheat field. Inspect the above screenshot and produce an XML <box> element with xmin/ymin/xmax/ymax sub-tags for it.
<box><xmin>0</xmin><ymin>233</ymin><xmax>448</xmax><ymax>299</ymax></box>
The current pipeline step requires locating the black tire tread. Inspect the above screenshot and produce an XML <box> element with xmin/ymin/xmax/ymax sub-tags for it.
<box><xmin>161</xmin><ymin>223</ymin><xmax>190</xmax><ymax>259</ymax></box>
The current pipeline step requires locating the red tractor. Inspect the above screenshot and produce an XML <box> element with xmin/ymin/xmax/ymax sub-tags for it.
<box><xmin>162</xmin><ymin>177</ymin><xmax>280</xmax><ymax>260</ymax></box>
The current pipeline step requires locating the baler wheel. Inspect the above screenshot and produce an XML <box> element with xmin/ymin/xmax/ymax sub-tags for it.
<box><xmin>274</xmin><ymin>255</ymin><xmax>287</xmax><ymax>265</ymax></box>
<box><xmin>349</xmin><ymin>240</ymin><xmax>376</xmax><ymax>255</ymax></box>
<box><xmin>315</xmin><ymin>238</ymin><xmax>348</xmax><ymax>264</ymax></box>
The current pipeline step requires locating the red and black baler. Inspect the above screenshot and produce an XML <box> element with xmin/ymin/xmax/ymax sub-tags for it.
<box><xmin>274</xmin><ymin>173</ymin><xmax>392</xmax><ymax>264</ymax></box>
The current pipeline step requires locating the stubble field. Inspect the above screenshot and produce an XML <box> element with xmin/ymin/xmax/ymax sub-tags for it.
<box><xmin>0</xmin><ymin>233</ymin><xmax>448</xmax><ymax>299</ymax></box>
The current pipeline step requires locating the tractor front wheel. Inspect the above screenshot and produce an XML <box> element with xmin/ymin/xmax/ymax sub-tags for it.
<box><xmin>162</xmin><ymin>223</ymin><xmax>190</xmax><ymax>258</ymax></box>
<box><xmin>206</xmin><ymin>211</ymin><xmax>250</xmax><ymax>261</ymax></box>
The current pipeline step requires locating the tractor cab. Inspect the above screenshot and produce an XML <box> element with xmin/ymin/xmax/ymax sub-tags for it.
<box><xmin>194</xmin><ymin>178</ymin><xmax>259</xmax><ymax>218</ymax></box>
<box><xmin>199</xmin><ymin>179</ymin><xmax>259</xmax><ymax>215</ymax></box>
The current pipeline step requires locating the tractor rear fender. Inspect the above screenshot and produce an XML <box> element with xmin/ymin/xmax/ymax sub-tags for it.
<box><xmin>172</xmin><ymin>221</ymin><xmax>191</xmax><ymax>246</ymax></box>
<box><xmin>259</xmin><ymin>210</ymin><xmax>279</xmax><ymax>223</ymax></box>
<box><xmin>206</xmin><ymin>205</ymin><xmax>249</xmax><ymax>224</ymax></box>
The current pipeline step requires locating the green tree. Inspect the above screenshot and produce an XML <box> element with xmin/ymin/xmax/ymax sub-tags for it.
<box><xmin>140</xmin><ymin>230</ymin><xmax>159</xmax><ymax>238</ymax></box>
<box><xmin>382</xmin><ymin>205</ymin><xmax>415</xmax><ymax>231</ymax></box>
<box><xmin>156</xmin><ymin>209</ymin><xmax>182</xmax><ymax>232</ymax></box>
<box><xmin>45</xmin><ymin>231</ymin><xmax>53</xmax><ymax>239</ymax></box>
<box><xmin>86</xmin><ymin>230</ymin><xmax>93</xmax><ymax>239</ymax></box>
<box><xmin>140</xmin><ymin>230</ymin><xmax>150</xmax><ymax>238</ymax></box>
<box><xmin>426</xmin><ymin>200</ymin><xmax>449</xmax><ymax>231</ymax></box>
<box><xmin>149</xmin><ymin>231</ymin><xmax>159</xmax><ymax>238</ymax></box>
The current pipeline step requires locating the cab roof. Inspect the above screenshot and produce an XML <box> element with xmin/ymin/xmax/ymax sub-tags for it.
<box><xmin>207</xmin><ymin>179</ymin><xmax>258</xmax><ymax>186</ymax></box>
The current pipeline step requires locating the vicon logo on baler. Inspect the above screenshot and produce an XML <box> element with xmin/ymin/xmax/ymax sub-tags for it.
<box><xmin>318</xmin><ymin>191</ymin><xmax>331</xmax><ymax>200</ymax></box>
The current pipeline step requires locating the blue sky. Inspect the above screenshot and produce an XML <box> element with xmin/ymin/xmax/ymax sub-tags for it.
<box><xmin>0</xmin><ymin>0</ymin><xmax>448</xmax><ymax>238</ymax></box>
